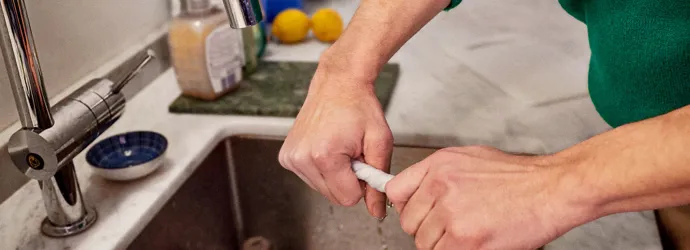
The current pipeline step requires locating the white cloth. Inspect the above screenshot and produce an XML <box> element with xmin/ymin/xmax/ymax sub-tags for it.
<box><xmin>351</xmin><ymin>161</ymin><xmax>395</xmax><ymax>193</ymax></box>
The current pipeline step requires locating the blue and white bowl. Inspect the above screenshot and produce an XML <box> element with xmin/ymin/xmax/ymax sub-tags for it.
<box><xmin>86</xmin><ymin>131</ymin><xmax>167</xmax><ymax>181</ymax></box>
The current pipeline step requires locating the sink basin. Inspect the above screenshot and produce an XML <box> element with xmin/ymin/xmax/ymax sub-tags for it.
<box><xmin>128</xmin><ymin>135</ymin><xmax>436</xmax><ymax>250</ymax></box>
<box><xmin>0</xmin><ymin>144</ymin><xmax>30</xmax><ymax>204</ymax></box>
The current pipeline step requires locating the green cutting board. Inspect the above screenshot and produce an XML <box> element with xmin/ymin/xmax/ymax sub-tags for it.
<box><xmin>168</xmin><ymin>61</ymin><xmax>400</xmax><ymax>117</ymax></box>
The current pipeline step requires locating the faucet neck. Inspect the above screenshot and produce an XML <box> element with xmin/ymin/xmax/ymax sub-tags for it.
<box><xmin>0</xmin><ymin>0</ymin><xmax>54</xmax><ymax>130</ymax></box>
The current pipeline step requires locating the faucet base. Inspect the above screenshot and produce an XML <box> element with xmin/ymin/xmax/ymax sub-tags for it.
<box><xmin>41</xmin><ymin>206</ymin><xmax>97</xmax><ymax>237</ymax></box>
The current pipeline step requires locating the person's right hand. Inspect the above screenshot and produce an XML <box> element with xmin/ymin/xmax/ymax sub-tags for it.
<box><xmin>278</xmin><ymin>64</ymin><xmax>393</xmax><ymax>219</ymax></box>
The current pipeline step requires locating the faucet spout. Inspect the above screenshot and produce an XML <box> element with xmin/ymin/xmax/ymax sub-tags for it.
<box><xmin>221</xmin><ymin>0</ymin><xmax>264</xmax><ymax>29</ymax></box>
<box><xmin>0</xmin><ymin>0</ymin><xmax>53</xmax><ymax>130</ymax></box>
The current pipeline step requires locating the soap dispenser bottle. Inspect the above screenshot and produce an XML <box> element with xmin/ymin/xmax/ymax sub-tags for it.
<box><xmin>169</xmin><ymin>0</ymin><xmax>244</xmax><ymax>101</ymax></box>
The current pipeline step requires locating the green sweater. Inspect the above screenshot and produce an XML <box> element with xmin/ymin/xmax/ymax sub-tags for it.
<box><xmin>448</xmin><ymin>0</ymin><xmax>690</xmax><ymax>127</ymax></box>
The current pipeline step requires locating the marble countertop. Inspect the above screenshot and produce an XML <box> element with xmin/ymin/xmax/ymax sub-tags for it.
<box><xmin>0</xmin><ymin>69</ymin><xmax>662</xmax><ymax>250</ymax></box>
<box><xmin>0</xmin><ymin>0</ymin><xmax>662</xmax><ymax>249</ymax></box>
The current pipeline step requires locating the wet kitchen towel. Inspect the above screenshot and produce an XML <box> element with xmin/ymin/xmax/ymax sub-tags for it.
<box><xmin>352</xmin><ymin>161</ymin><xmax>394</xmax><ymax>193</ymax></box>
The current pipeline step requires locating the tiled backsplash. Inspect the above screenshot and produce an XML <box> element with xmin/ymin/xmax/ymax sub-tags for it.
<box><xmin>0</xmin><ymin>0</ymin><xmax>171</xmax><ymax>131</ymax></box>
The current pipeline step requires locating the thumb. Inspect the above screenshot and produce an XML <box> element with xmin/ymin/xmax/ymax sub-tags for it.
<box><xmin>362</xmin><ymin>129</ymin><xmax>393</xmax><ymax>219</ymax></box>
<box><xmin>385</xmin><ymin>160</ymin><xmax>430</xmax><ymax>214</ymax></box>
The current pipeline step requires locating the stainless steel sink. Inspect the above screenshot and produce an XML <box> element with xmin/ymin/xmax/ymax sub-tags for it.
<box><xmin>128</xmin><ymin>135</ymin><xmax>437</xmax><ymax>250</ymax></box>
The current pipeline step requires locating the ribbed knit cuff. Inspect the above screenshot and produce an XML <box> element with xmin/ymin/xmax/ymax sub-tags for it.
<box><xmin>444</xmin><ymin>0</ymin><xmax>462</xmax><ymax>11</ymax></box>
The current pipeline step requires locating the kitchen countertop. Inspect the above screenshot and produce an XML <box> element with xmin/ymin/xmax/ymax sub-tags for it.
<box><xmin>0</xmin><ymin>0</ymin><xmax>662</xmax><ymax>249</ymax></box>
<box><xmin>0</xmin><ymin>69</ymin><xmax>662</xmax><ymax>250</ymax></box>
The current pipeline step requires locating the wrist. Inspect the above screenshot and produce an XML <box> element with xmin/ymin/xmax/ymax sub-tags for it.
<box><xmin>545</xmin><ymin>152</ymin><xmax>607</xmax><ymax>226</ymax></box>
<box><xmin>316</xmin><ymin>43</ymin><xmax>385</xmax><ymax>88</ymax></box>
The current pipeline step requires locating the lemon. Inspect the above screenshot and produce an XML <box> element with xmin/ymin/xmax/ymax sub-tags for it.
<box><xmin>311</xmin><ymin>8</ymin><xmax>343</xmax><ymax>43</ymax></box>
<box><xmin>271</xmin><ymin>9</ymin><xmax>311</xmax><ymax>44</ymax></box>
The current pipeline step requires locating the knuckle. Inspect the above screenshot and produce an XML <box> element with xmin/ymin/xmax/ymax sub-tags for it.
<box><xmin>427</xmin><ymin>175</ymin><xmax>449</xmax><ymax>196</ymax></box>
<box><xmin>291</xmin><ymin>150</ymin><xmax>312</xmax><ymax>166</ymax></box>
<box><xmin>311</xmin><ymin>149</ymin><xmax>330</xmax><ymax>165</ymax></box>
<box><xmin>447</xmin><ymin>223</ymin><xmax>465</xmax><ymax>240</ymax></box>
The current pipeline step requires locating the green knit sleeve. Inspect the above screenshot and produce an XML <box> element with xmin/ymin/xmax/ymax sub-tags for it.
<box><xmin>444</xmin><ymin>0</ymin><xmax>462</xmax><ymax>11</ymax></box>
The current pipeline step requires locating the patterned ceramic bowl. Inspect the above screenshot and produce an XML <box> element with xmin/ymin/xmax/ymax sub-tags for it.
<box><xmin>86</xmin><ymin>131</ymin><xmax>167</xmax><ymax>181</ymax></box>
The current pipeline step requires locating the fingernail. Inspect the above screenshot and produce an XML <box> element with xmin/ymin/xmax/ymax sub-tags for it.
<box><xmin>373</xmin><ymin>201</ymin><xmax>387</xmax><ymax>221</ymax></box>
<box><xmin>374</xmin><ymin>211</ymin><xmax>387</xmax><ymax>222</ymax></box>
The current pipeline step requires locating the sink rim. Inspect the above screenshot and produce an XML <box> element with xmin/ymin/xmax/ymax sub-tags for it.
<box><xmin>0</xmin><ymin>117</ymin><xmax>664</xmax><ymax>250</ymax></box>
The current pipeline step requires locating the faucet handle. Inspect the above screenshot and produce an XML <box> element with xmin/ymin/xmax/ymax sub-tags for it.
<box><xmin>111</xmin><ymin>49</ymin><xmax>156</xmax><ymax>93</ymax></box>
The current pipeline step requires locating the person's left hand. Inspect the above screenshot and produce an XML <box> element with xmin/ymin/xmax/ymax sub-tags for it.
<box><xmin>386</xmin><ymin>146</ymin><xmax>596</xmax><ymax>250</ymax></box>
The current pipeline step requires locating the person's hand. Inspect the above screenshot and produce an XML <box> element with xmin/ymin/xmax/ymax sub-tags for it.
<box><xmin>386</xmin><ymin>146</ymin><xmax>596</xmax><ymax>250</ymax></box>
<box><xmin>279</xmin><ymin>63</ymin><xmax>393</xmax><ymax>219</ymax></box>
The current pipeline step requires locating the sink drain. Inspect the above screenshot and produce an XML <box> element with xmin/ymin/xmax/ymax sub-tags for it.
<box><xmin>242</xmin><ymin>236</ymin><xmax>273</xmax><ymax>250</ymax></box>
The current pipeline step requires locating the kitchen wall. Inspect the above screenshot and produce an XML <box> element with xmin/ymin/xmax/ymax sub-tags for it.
<box><xmin>0</xmin><ymin>0</ymin><xmax>171</xmax><ymax>131</ymax></box>
<box><xmin>169</xmin><ymin>0</ymin><xmax>225</xmax><ymax>15</ymax></box>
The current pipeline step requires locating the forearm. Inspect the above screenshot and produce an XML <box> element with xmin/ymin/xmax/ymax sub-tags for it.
<box><xmin>557</xmin><ymin>105</ymin><xmax>690</xmax><ymax>217</ymax></box>
<box><xmin>317</xmin><ymin>0</ymin><xmax>450</xmax><ymax>84</ymax></box>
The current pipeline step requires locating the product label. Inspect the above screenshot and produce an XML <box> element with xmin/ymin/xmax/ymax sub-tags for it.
<box><xmin>206</xmin><ymin>24</ymin><xmax>244</xmax><ymax>93</ymax></box>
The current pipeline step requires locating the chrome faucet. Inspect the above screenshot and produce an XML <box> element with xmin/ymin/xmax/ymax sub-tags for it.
<box><xmin>0</xmin><ymin>0</ymin><xmax>155</xmax><ymax>237</ymax></box>
<box><xmin>0</xmin><ymin>0</ymin><xmax>262</xmax><ymax>238</ymax></box>
<box><xmin>221</xmin><ymin>0</ymin><xmax>264</xmax><ymax>29</ymax></box>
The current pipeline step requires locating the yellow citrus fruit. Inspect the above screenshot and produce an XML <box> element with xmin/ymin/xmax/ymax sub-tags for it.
<box><xmin>311</xmin><ymin>8</ymin><xmax>343</xmax><ymax>43</ymax></box>
<box><xmin>271</xmin><ymin>9</ymin><xmax>311</xmax><ymax>44</ymax></box>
